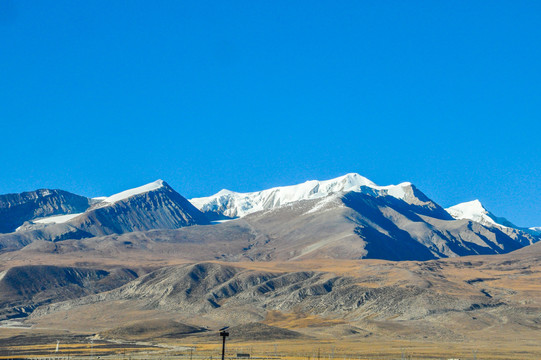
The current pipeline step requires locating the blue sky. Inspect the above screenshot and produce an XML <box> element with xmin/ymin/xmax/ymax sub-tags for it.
<box><xmin>1</xmin><ymin>1</ymin><xmax>540</xmax><ymax>226</ymax></box>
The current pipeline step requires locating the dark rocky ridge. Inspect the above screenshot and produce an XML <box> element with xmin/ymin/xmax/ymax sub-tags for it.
<box><xmin>71</xmin><ymin>181</ymin><xmax>209</xmax><ymax>236</ymax></box>
<box><xmin>0</xmin><ymin>189</ymin><xmax>92</xmax><ymax>233</ymax></box>
<box><xmin>0</xmin><ymin>182</ymin><xmax>209</xmax><ymax>249</ymax></box>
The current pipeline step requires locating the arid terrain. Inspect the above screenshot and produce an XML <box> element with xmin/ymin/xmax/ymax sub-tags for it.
<box><xmin>1</xmin><ymin>243</ymin><xmax>540</xmax><ymax>359</ymax></box>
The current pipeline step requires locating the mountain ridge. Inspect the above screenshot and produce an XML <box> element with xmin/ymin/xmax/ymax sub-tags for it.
<box><xmin>0</xmin><ymin>174</ymin><xmax>538</xmax><ymax>261</ymax></box>
<box><xmin>0</xmin><ymin>180</ymin><xmax>208</xmax><ymax>249</ymax></box>
<box><xmin>0</xmin><ymin>189</ymin><xmax>92</xmax><ymax>233</ymax></box>
<box><xmin>190</xmin><ymin>173</ymin><xmax>450</xmax><ymax>220</ymax></box>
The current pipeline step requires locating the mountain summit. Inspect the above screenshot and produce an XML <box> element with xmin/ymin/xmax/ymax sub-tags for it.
<box><xmin>189</xmin><ymin>173</ymin><xmax>447</xmax><ymax>220</ymax></box>
<box><xmin>446</xmin><ymin>200</ymin><xmax>517</xmax><ymax>228</ymax></box>
<box><xmin>92</xmin><ymin>179</ymin><xmax>166</xmax><ymax>208</ymax></box>
<box><xmin>73</xmin><ymin>179</ymin><xmax>209</xmax><ymax>235</ymax></box>
<box><xmin>0</xmin><ymin>180</ymin><xmax>208</xmax><ymax>249</ymax></box>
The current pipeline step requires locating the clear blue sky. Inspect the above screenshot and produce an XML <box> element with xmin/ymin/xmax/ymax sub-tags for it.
<box><xmin>1</xmin><ymin>1</ymin><xmax>540</xmax><ymax>226</ymax></box>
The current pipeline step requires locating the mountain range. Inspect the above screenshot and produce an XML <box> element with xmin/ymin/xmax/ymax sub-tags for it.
<box><xmin>1</xmin><ymin>173</ymin><xmax>540</xmax><ymax>355</ymax></box>
<box><xmin>0</xmin><ymin>174</ymin><xmax>538</xmax><ymax>260</ymax></box>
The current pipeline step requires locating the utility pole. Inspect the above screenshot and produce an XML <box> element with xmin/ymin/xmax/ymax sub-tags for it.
<box><xmin>220</xmin><ymin>329</ymin><xmax>229</xmax><ymax>360</ymax></box>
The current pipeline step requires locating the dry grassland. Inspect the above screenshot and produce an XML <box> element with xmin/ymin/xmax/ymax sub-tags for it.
<box><xmin>0</xmin><ymin>255</ymin><xmax>539</xmax><ymax>359</ymax></box>
<box><xmin>3</xmin><ymin>338</ymin><xmax>539</xmax><ymax>360</ymax></box>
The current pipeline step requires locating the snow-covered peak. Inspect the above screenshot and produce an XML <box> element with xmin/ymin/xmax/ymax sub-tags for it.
<box><xmin>190</xmin><ymin>173</ymin><xmax>416</xmax><ymax>219</ymax></box>
<box><xmin>446</xmin><ymin>200</ymin><xmax>506</xmax><ymax>228</ymax></box>
<box><xmin>328</xmin><ymin>173</ymin><xmax>376</xmax><ymax>188</ymax></box>
<box><xmin>448</xmin><ymin>199</ymin><xmax>486</xmax><ymax>216</ymax></box>
<box><xmin>100</xmin><ymin>180</ymin><xmax>165</xmax><ymax>205</ymax></box>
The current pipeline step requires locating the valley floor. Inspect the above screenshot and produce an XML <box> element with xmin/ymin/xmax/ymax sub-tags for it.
<box><xmin>1</xmin><ymin>331</ymin><xmax>540</xmax><ymax>360</ymax></box>
<box><xmin>0</xmin><ymin>248</ymin><xmax>540</xmax><ymax>360</ymax></box>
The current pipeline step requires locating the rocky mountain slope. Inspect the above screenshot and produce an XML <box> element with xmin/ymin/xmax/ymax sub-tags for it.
<box><xmin>0</xmin><ymin>189</ymin><xmax>92</xmax><ymax>233</ymax></box>
<box><xmin>0</xmin><ymin>180</ymin><xmax>208</xmax><ymax>250</ymax></box>
<box><xmin>0</xmin><ymin>265</ymin><xmax>137</xmax><ymax>320</ymax></box>
<box><xmin>234</xmin><ymin>191</ymin><xmax>536</xmax><ymax>260</ymax></box>
<box><xmin>187</xmin><ymin>174</ymin><xmax>538</xmax><ymax>260</ymax></box>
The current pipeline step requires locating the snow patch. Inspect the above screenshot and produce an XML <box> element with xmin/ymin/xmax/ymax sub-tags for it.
<box><xmin>33</xmin><ymin>213</ymin><xmax>84</xmax><ymax>224</ymax></box>
<box><xmin>210</xmin><ymin>219</ymin><xmax>234</xmax><ymax>225</ymax></box>
<box><xmin>101</xmin><ymin>180</ymin><xmax>164</xmax><ymax>205</ymax></box>
<box><xmin>385</xmin><ymin>182</ymin><xmax>411</xmax><ymax>199</ymax></box>
<box><xmin>305</xmin><ymin>194</ymin><xmax>342</xmax><ymax>215</ymax></box>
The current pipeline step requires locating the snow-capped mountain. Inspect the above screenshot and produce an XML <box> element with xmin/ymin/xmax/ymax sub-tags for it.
<box><xmin>190</xmin><ymin>173</ymin><xmax>448</xmax><ymax>220</ymax></box>
<box><xmin>446</xmin><ymin>200</ymin><xmax>517</xmax><ymax>228</ymax></box>
<box><xmin>9</xmin><ymin>182</ymin><xmax>170</xmax><ymax>233</ymax></box>
<box><xmin>0</xmin><ymin>175</ymin><xmax>539</xmax><ymax>261</ymax></box>
<box><xmin>73</xmin><ymin>179</ymin><xmax>209</xmax><ymax>235</ymax></box>
<box><xmin>222</xmin><ymin>190</ymin><xmax>536</xmax><ymax>260</ymax></box>
<box><xmin>16</xmin><ymin>180</ymin><xmax>179</xmax><ymax>229</ymax></box>
<box><xmin>6</xmin><ymin>180</ymin><xmax>208</xmax><ymax>244</ymax></box>
<box><xmin>90</xmin><ymin>180</ymin><xmax>165</xmax><ymax>208</ymax></box>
